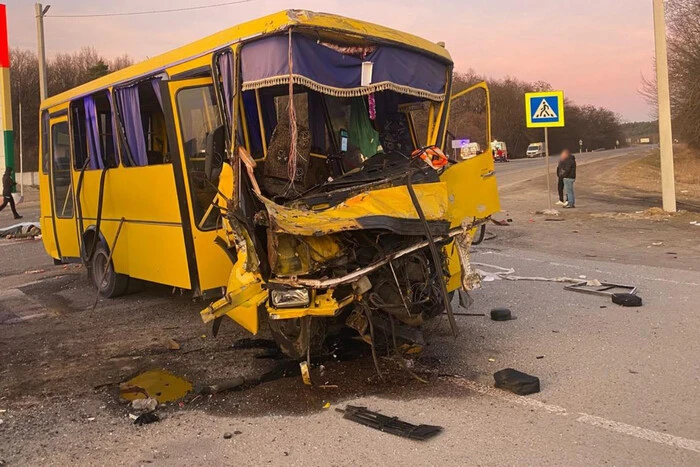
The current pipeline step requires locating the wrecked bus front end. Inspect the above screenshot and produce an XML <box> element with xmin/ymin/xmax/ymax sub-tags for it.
<box><xmin>201</xmin><ymin>21</ymin><xmax>499</xmax><ymax>358</ymax></box>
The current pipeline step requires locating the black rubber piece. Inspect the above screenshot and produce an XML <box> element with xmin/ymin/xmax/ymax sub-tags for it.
<box><xmin>490</xmin><ymin>308</ymin><xmax>513</xmax><ymax>321</ymax></box>
<box><xmin>612</xmin><ymin>293</ymin><xmax>642</xmax><ymax>307</ymax></box>
<box><xmin>494</xmin><ymin>368</ymin><xmax>541</xmax><ymax>395</ymax></box>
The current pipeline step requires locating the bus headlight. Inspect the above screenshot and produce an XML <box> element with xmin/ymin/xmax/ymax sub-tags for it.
<box><xmin>270</xmin><ymin>288</ymin><xmax>310</xmax><ymax>308</ymax></box>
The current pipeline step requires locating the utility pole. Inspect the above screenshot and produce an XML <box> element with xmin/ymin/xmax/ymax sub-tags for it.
<box><xmin>35</xmin><ymin>3</ymin><xmax>50</xmax><ymax>101</ymax></box>
<box><xmin>652</xmin><ymin>0</ymin><xmax>676</xmax><ymax>212</ymax></box>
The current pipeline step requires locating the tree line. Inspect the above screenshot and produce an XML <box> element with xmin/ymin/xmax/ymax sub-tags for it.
<box><xmin>9</xmin><ymin>47</ymin><xmax>132</xmax><ymax>172</ymax></box>
<box><xmin>451</xmin><ymin>71</ymin><xmax>624</xmax><ymax>158</ymax></box>
<box><xmin>641</xmin><ymin>0</ymin><xmax>700</xmax><ymax>149</ymax></box>
<box><xmin>8</xmin><ymin>46</ymin><xmax>626</xmax><ymax>171</ymax></box>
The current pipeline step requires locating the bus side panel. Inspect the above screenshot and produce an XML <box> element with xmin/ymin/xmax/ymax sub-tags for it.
<box><xmin>97</xmin><ymin>221</ymin><xmax>191</xmax><ymax>290</ymax></box>
<box><xmin>76</xmin><ymin>165</ymin><xmax>192</xmax><ymax>289</ymax></box>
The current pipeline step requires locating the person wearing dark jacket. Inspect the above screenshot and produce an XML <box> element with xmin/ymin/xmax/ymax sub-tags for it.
<box><xmin>1</xmin><ymin>167</ymin><xmax>22</xmax><ymax>219</ymax></box>
<box><xmin>556</xmin><ymin>149</ymin><xmax>576</xmax><ymax>208</ymax></box>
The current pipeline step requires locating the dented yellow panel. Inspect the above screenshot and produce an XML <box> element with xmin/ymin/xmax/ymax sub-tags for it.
<box><xmin>261</xmin><ymin>182</ymin><xmax>449</xmax><ymax>236</ymax></box>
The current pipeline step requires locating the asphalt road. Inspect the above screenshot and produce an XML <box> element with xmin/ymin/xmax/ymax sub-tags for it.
<box><xmin>495</xmin><ymin>147</ymin><xmax>646</xmax><ymax>188</ymax></box>
<box><xmin>1</xmin><ymin>150</ymin><xmax>699</xmax><ymax>465</ymax></box>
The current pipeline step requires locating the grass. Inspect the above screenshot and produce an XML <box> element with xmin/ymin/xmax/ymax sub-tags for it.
<box><xmin>641</xmin><ymin>144</ymin><xmax>700</xmax><ymax>185</ymax></box>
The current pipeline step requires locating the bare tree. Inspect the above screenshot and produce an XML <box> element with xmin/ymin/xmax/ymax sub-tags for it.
<box><xmin>642</xmin><ymin>0</ymin><xmax>700</xmax><ymax>147</ymax></box>
<box><xmin>9</xmin><ymin>48</ymin><xmax>134</xmax><ymax>171</ymax></box>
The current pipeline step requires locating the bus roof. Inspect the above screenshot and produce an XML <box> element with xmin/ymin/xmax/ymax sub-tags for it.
<box><xmin>42</xmin><ymin>9</ymin><xmax>453</xmax><ymax>110</ymax></box>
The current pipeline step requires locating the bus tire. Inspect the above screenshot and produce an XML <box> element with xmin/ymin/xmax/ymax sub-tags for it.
<box><xmin>90</xmin><ymin>242</ymin><xmax>129</xmax><ymax>298</ymax></box>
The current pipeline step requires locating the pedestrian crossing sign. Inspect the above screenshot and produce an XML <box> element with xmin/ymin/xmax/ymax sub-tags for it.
<box><xmin>525</xmin><ymin>91</ymin><xmax>565</xmax><ymax>128</ymax></box>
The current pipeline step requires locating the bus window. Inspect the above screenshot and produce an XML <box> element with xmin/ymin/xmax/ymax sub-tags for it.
<box><xmin>71</xmin><ymin>92</ymin><xmax>118</xmax><ymax>170</ymax></box>
<box><xmin>115</xmin><ymin>80</ymin><xmax>169</xmax><ymax>167</ymax></box>
<box><xmin>51</xmin><ymin>122</ymin><xmax>74</xmax><ymax>218</ymax></box>
<box><xmin>176</xmin><ymin>85</ymin><xmax>223</xmax><ymax>230</ymax></box>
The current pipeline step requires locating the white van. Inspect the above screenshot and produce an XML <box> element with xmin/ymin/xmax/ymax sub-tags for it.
<box><xmin>526</xmin><ymin>142</ymin><xmax>545</xmax><ymax>158</ymax></box>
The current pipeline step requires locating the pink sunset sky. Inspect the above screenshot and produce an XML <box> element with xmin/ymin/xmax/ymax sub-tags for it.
<box><xmin>6</xmin><ymin>0</ymin><xmax>657</xmax><ymax>121</ymax></box>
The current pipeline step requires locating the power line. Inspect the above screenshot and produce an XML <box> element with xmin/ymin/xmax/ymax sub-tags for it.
<box><xmin>46</xmin><ymin>0</ymin><xmax>258</xmax><ymax>18</ymax></box>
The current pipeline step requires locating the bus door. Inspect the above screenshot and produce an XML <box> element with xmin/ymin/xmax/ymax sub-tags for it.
<box><xmin>49</xmin><ymin>115</ymin><xmax>81</xmax><ymax>260</ymax></box>
<box><xmin>438</xmin><ymin>81</ymin><xmax>501</xmax><ymax>226</ymax></box>
<box><xmin>166</xmin><ymin>77</ymin><xmax>235</xmax><ymax>293</ymax></box>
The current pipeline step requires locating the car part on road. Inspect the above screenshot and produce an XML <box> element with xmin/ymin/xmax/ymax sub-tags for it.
<box><xmin>493</xmin><ymin>368</ymin><xmax>540</xmax><ymax>395</ymax></box>
<box><xmin>564</xmin><ymin>281</ymin><xmax>638</xmax><ymax>297</ymax></box>
<box><xmin>612</xmin><ymin>293</ymin><xmax>643</xmax><ymax>307</ymax></box>
<box><xmin>119</xmin><ymin>370</ymin><xmax>193</xmax><ymax>403</ymax></box>
<box><xmin>337</xmin><ymin>405</ymin><xmax>443</xmax><ymax>440</ymax></box>
<box><xmin>490</xmin><ymin>308</ymin><xmax>514</xmax><ymax>321</ymax></box>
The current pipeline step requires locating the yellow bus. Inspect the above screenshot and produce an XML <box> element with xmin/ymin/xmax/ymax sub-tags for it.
<box><xmin>39</xmin><ymin>10</ymin><xmax>499</xmax><ymax>357</ymax></box>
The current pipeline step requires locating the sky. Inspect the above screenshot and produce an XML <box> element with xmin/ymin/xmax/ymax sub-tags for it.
<box><xmin>5</xmin><ymin>0</ymin><xmax>657</xmax><ymax>121</ymax></box>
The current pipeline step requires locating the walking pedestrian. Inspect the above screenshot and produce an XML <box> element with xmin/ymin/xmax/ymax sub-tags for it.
<box><xmin>0</xmin><ymin>167</ymin><xmax>22</xmax><ymax>219</ymax></box>
<box><xmin>557</xmin><ymin>149</ymin><xmax>576</xmax><ymax>208</ymax></box>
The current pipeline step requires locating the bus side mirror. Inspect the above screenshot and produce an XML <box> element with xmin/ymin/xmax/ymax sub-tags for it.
<box><xmin>205</xmin><ymin>125</ymin><xmax>226</xmax><ymax>181</ymax></box>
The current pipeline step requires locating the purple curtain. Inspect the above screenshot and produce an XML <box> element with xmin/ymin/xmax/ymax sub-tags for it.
<box><xmin>151</xmin><ymin>80</ymin><xmax>163</xmax><ymax>109</ymax></box>
<box><xmin>218</xmin><ymin>51</ymin><xmax>234</xmax><ymax>123</ymax></box>
<box><xmin>107</xmin><ymin>92</ymin><xmax>118</xmax><ymax>167</ymax></box>
<box><xmin>115</xmin><ymin>85</ymin><xmax>148</xmax><ymax>167</ymax></box>
<box><xmin>84</xmin><ymin>96</ymin><xmax>103</xmax><ymax>169</ymax></box>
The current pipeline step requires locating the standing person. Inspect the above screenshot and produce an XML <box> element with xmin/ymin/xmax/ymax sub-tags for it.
<box><xmin>0</xmin><ymin>167</ymin><xmax>22</xmax><ymax>219</ymax></box>
<box><xmin>558</xmin><ymin>149</ymin><xmax>576</xmax><ymax>208</ymax></box>
<box><xmin>556</xmin><ymin>151</ymin><xmax>567</xmax><ymax>205</ymax></box>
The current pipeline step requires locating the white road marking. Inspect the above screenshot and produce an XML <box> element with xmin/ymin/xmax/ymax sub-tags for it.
<box><xmin>448</xmin><ymin>377</ymin><xmax>567</xmax><ymax>415</ymax></box>
<box><xmin>446</xmin><ymin>376</ymin><xmax>700</xmax><ymax>453</ymax></box>
<box><xmin>576</xmin><ymin>414</ymin><xmax>700</xmax><ymax>453</ymax></box>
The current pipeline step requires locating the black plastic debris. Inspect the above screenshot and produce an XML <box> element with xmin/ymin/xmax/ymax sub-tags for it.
<box><xmin>490</xmin><ymin>308</ymin><xmax>513</xmax><ymax>321</ymax></box>
<box><xmin>133</xmin><ymin>412</ymin><xmax>159</xmax><ymax>426</ymax></box>
<box><xmin>612</xmin><ymin>293</ymin><xmax>642</xmax><ymax>307</ymax></box>
<box><xmin>494</xmin><ymin>368</ymin><xmax>540</xmax><ymax>395</ymax></box>
<box><xmin>337</xmin><ymin>405</ymin><xmax>442</xmax><ymax>441</ymax></box>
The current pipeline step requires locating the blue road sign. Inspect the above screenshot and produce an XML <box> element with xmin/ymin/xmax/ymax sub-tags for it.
<box><xmin>525</xmin><ymin>91</ymin><xmax>565</xmax><ymax>128</ymax></box>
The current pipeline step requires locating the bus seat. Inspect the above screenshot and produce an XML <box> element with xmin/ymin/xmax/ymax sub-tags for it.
<box><xmin>263</xmin><ymin>124</ymin><xmax>311</xmax><ymax>197</ymax></box>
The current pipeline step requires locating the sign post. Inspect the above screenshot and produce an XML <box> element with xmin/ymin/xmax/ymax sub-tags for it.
<box><xmin>525</xmin><ymin>91</ymin><xmax>565</xmax><ymax>210</ymax></box>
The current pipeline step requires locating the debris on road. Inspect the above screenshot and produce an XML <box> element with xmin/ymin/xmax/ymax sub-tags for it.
<box><xmin>119</xmin><ymin>370</ymin><xmax>192</xmax><ymax>403</ymax></box>
<box><xmin>490</xmin><ymin>308</ymin><xmax>514</xmax><ymax>321</ymax></box>
<box><xmin>133</xmin><ymin>412</ymin><xmax>159</xmax><ymax>426</ymax></box>
<box><xmin>0</xmin><ymin>222</ymin><xmax>41</xmax><ymax>239</ymax></box>
<box><xmin>23</xmin><ymin>269</ymin><xmax>45</xmax><ymax>275</ymax></box>
<box><xmin>564</xmin><ymin>280</ymin><xmax>637</xmax><ymax>297</ymax></box>
<box><xmin>165</xmin><ymin>338</ymin><xmax>181</xmax><ymax>350</ymax></box>
<box><xmin>493</xmin><ymin>368</ymin><xmax>541</xmax><ymax>395</ymax></box>
<box><xmin>337</xmin><ymin>405</ymin><xmax>442</xmax><ymax>441</ymax></box>
<box><xmin>194</xmin><ymin>377</ymin><xmax>247</xmax><ymax>395</ymax></box>
<box><xmin>300</xmin><ymin>361</ymin><xmax>312</xmax><ymax>386</ymax></box>
<box><xmin>223</xmin><ymin>432</ymin><xmax>233</xmax><ymax>439</ymax></box>
<box><xmin>612</xmin><ymin>293</ymin><xmax>643</xmax><ymax>307</ymax></box>
<box><xmin>131</xmin><ymin>398</ymin><xmax>158</xmax><ymax>412</ymax></box>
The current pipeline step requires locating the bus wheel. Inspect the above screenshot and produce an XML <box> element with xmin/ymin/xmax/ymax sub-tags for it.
<box><xmin>269</xmin><ymin>317</ymin><xmax>326</xmax><ymax>360</ymax></box>
<box><xmin>90</xmin><ymin>242</ymin><xmax>129</xmax><ymax>298</ymax></box>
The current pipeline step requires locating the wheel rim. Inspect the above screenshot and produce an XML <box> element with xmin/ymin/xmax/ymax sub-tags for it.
<box><xmin>93</xmin><ymin>252</ymin><xmax>109</xmax><ymax>289</ymax></box>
